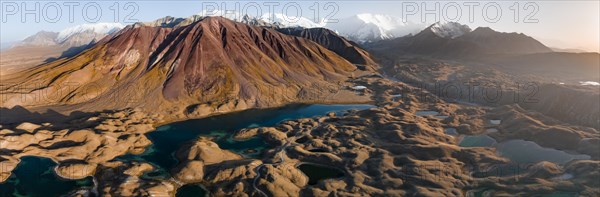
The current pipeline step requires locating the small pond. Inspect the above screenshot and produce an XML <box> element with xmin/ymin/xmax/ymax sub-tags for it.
<box><xmin>496</xmin><ymin>140</ymin><xmax>591</xmax><ymax>165</ymax></box>
<box><xmin>415</xmin><ymin>110</ymin><xmax>440</xmax><ymax>116</ymax></box>
<box><xmin>459</xmin><ymin>135</ymin><xmax>497</xmax><ymax>147</ymax></box>
<box><xmin>460</xmin><ymin>136</ymin><xmax>591</xmax><ymax>166</ymax></box>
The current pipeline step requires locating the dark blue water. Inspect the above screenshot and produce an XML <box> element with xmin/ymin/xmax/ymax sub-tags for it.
<box><xmin>0</xmin><ymin>104</ymin><xmax>372</xmax><ymax>197</ymax></box>
<box><xmin>137</xmin><ymin>104</ymin><xmax>373</xmax><ymax>196</ymax></box>
<box><xmin>137</xmin><ymin>104</ymin><xmax>374</xmax><ymax>172</ymax></box>
<box><xmin>0</xmin><ymin>156</ymin><xmax>93</xmax><ymax>197</ymax></box>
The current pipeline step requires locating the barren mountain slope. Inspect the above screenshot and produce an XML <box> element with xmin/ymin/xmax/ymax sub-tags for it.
<box><xmin>0</xmin><ymin>17</ymin><xmax>366</xmax><ymax>120</ymax></box>
<box><xmin>276</xmin><ymin>27</ymin><xmax>377</xmax><ymax>66</ymax></box>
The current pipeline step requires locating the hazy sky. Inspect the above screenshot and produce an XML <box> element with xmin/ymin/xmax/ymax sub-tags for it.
<box><xmin>1</xmin><ymin>0</ymin><xmax>598</xmax><ymax>52</ymax></box>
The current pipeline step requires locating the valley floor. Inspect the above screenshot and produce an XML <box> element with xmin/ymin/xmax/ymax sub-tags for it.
<box><xmin>1</xmin><ymin>71</ymin><xmax>598</xmax><ymax>196</ymax></box>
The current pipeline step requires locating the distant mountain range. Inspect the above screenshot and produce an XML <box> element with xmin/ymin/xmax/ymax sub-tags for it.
<box><xmin>428</xmin><ymin>21</ymin><xmax>471</xmax><ymax>39</ymax></box>
<box><xmin>1</xmin><ymin>11</ymin><xmax>572</xmax><ymax>78</ymax></box>
<box><xmin>5</xmin><ymin>12</ymin><xmax>574</xmax><ymax>56</ymax></box>
<box><xmin>132</xmin><ymin>12</ymin><xmax>424</xmax><ymax>43</ymax></box>
<box><xmin>324</xmin><ymin>14</ymin><xmax>425</xmax><ymax>43</ymax></box>
<box><xmin>14</xmin><ymin>23</ymin><xmax>124</xmax><ymax>48</ymax></box>
<box><xmin>365</xmin><ymin>21</ymin><xmax>553</xmax><ymax>58</ymax></box>
<box><xmin>1</xmin><ymin>23</ymin><xmax>124</xmax><ymax>74</ymax></box>
<box><xmin>4</xmin><ymin>11</ymin><xmax>591</xmax><ymax>77</ymax></box>
<box><xmin>133</xmin><ymin>10</ymin><xmax>324</xmax><ymax>29</ymax></box>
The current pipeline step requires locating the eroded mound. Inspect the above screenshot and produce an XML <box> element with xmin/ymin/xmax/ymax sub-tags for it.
<box><xmin>165</xmin><ymin>76</ymin><xmax>598</xmax><ymax>196</ymax></box>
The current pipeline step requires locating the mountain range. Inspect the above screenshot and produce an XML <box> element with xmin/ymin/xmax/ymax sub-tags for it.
<box><xmin>365</xmin><ymin>21</ymin><xmax>553</xmax><ymax>58</ymax></box>
<box><xmin>14</xmin><ymin>23</ymin><xmax>124</xmax><ymax>47</ymax></box>
<box><xmin>2</xmin><ymin>11</ymin><xmax>571</xmax><ymax>81</ymax></box>
<box><xmin>324</xmin><ymin>13</ymin><xmax>425</xmax><ymax>43</ymax></box>
<box><xmin>0</xmin><ymin>12</ymin><xmax>566</xmax><ymax>86</ymax></box>
<box><xmin>0</xmin><ymin>23</ymin><xmax>124</xmax><ymax>75</ymax></box>
<box><xmin>4</xmin><ymin>12</ymin><xmax>560</xmax><ymax>56</ymax></box>
<box><xmin>276</xmin><ymin>27</ymin><xmax>376</xmax><ymax>66</ymax></box>
<box><xmin>130</xmin><ymin>12</ymin><xmax>425</xmax><ymax>43</ymax></box>
<box><xmin>0</xmin><ymin>17</ymin><xmax>369</xmax><ymax>117</ymax></box>
<box><xmin>2</xmin><ymin>13</ymin><xmax>560</xmax><ymax>112</ymax></box>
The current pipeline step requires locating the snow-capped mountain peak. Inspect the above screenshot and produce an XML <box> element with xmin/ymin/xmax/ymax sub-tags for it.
<box><xmin>196</xmin><ymin>10</ymin><xmax>324</xmax><ymax>28</ymax></box>
<box><xmin>429</xmin><ymin>21</ymin><xmax>471</xmax><ymax>39</ymax></box>
<box><xmin>260</xmin><ymin>12</ymin><xmax>324</xmax><ymax>28</ymax></box>
<box><xmin>355</xmin><ymin>13</ymin><xmax>403</xmax><ymax>31</ymax></box>
<box><xmin>198</xmin><ymin>9</ymin><xmax>244</xmax><ymax>21</ymax></box>
<box><xmin>57</xmin><ymin>23</ymin><xmax>124</xmax><ymax>43</ymax></box>
<box><xmin>324</xmin><ymin>13</ymin><xmax>425</xmax><ymax>43</ymax></box>
<box><xmin>15</xmin><ymin>23</ymin><xmax>125</xmax><ymax>49</ymax></box>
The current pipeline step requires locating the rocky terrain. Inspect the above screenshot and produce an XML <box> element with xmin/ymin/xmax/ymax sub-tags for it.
<box><xmin>0</xmin><ymin>108</ymin><xmax>176</xmax><ymax>196</ymax></box>
<box><xmin>0</xmin><ymin>15</ymin><xmax>598</xmax><ymax>197</ymax></box>
<box><xmin>276</xmin><ymin>27</ymin><xmax>377</xmax><ymax>66</ymax></box>
<box><xmin>380</xmin><ymin>57</ymin><xmax>600</xmax><ymax>129</ymax></box>
<box><xmin>0</xmin><ymin>45</ymin><xmax>70</xmax><ymax>75</ymax></box>
<box><xmin>163</xmin><ymin>75</ymin><xmax>599</xmax><ymax>196</ymax></box>
<box><xmin>2</xmin><ymin>73</ymin><xmax>596</xmax><ymax>196</ymax></box>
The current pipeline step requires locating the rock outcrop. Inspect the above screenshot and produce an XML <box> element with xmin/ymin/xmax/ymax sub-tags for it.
<box><xmin>0</xmin><ymin>108</ymin><xmax>164</xmax><ymax>196</ymax></box>
<box><xmin>95</xmin><ymin>161</ymin><xmax>176</xmax><ymax>196</ymax></box>
<box><xmin>177</xmin><ymin>75</ymin><xmax>598</xmax><ymax>196</ymax></box>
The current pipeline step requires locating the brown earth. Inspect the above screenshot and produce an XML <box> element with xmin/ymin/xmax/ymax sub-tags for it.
<box><xmin>162</xmin><ymin>75</ymin><xmax>598</xmax><ymax>196</ymax></box>
<box><xmin>0</xmin><ymin>108</ymin><xmax>161</xmax><ymax>183</ymax></box>
<box><xmin>0</xmin><ymin>45</ymin><xmax>69</xmax><ymax>75</ymax></box>
<box><xmin>0</xmin><ymin>17</ymin><xmax>372</xmax><ymax>123</ymax></box>
<box><xmin>0</xmin><ymin>73</ymin><xmax>597</xmax><ymax>196</ymax></box>
<box><xmin>381</xmin><ymin>58</ymin><xmax>600</xmax><ymax>129</ymax></box>
<box><xmin>0</xmin><ymin>16</ymin><xmax>598</xmax><ymax>197</ymax></box>
<box><xmin>277</xmin><ymin>27</ymin><xmax>377</xmax><ymax>66</ymax></box>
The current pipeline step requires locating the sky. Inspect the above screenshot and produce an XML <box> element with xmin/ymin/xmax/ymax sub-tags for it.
<box><xmin>0</xmin><ymin>0</ymin><xmax>598</xmax><ymax>52</ymax></box>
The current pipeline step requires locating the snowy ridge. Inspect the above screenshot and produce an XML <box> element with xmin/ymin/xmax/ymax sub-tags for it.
<box><xmin>197</xmin><ymin>10</ymin><xmax>323</xmax><ymax>28</ymax></box>
<box><xmin>27</xmin><ymin>13</ymin><xmax>476</xmax><ymax>47</ymax></box>
<box><xmin>16</xmin><ymin>23</ymin><xmax>124</xmax><ymax>48</ymax></box>
<box><xmin>429</xmin><ymin>21</ymin><xmax>471</xmax><ymax>39</ymax></box>
<box><xmin>198</xmin><ymin>9</ymin><xmax>243</xmax><ymax>21</ymax></box>
<box><xmin>580</xmin><ymin>81</ymin><xmax>600</xmax><ymax>86</ymax></box>
<box><xmin>57</xmin><ymin>23</ymin><xmax>124</xmax><ymax>43</ymax></box>
<box><xmin>260</xmin><ymin>13</ymin><xmax>324</xmax><ymax>28</ymax></box>
<box><xmin>325</xmin><ymin>13</ymin><xmax>425</xmax><ymax>42</ymax></box>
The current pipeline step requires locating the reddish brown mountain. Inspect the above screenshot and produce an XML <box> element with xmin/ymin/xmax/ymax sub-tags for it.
<box><xmin>0</xmin><ymin>17</ymin><xmax>362</xmax><ymax>117</ymax></box>
<box><xmin>276</xmin><ymin>27</ymin><xmax>377</xmax><ymax>66</ymax></box>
